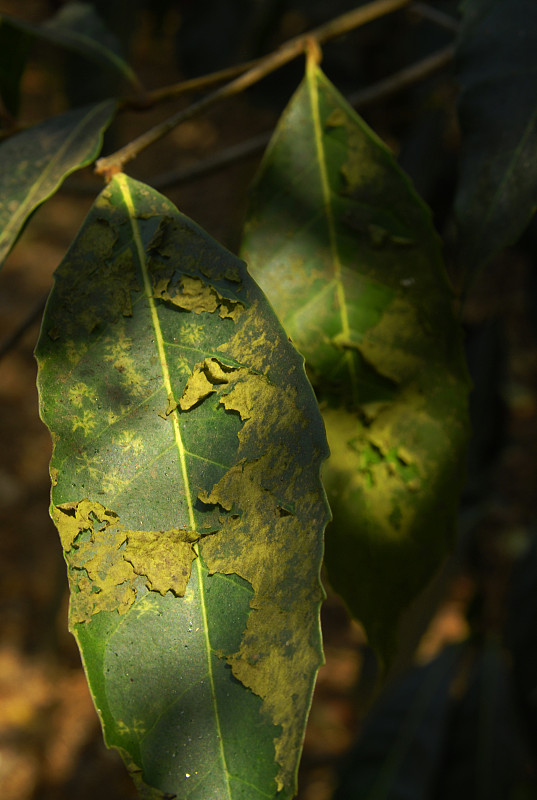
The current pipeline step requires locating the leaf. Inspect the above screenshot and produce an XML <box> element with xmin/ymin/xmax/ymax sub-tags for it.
<box><xmin>241</xmin><ymin>60</ymin><xmax>470</xmax><ymax>663</ymax></box>
<box><xmin>35</xmin><ymin>174</ymin><xmax>329</xmax><ymax>799</ymax></box>
<box><xmin>504</xmin><ymin>531</ymin><xmax>537</xmax><ymax>762</ymax></box>
<box><xmin>334</xmin><ymin>643</ymin><xmax>528</xmax><ymax>800</ymax></box>
<box><xmin>333</xmin><ymin>646</ymin><xmax>459</xmax><ymax>800</ymax></box>
<box><xmin>0</xmin><ymin>19</ymin><xmax>32</xmax><ymax>119</ymax></box>
<box><xmin>432</xmin><ymin>643</ymin><xmax>528</xmax><ymax>800</ymax></box>
<box><xmin>454</xmin><ymin>0</ymin><xmax>537</xmax><ymax>274</ymax></box>
<box><xmin>0</xmin><ymin>100</ymin><xmax>116</xmax><ymax>269</ymax></box>
<box><xmin>0</xmin><ymin>2</ymin><xmax>142</xmax><ymax>97</ymax></box>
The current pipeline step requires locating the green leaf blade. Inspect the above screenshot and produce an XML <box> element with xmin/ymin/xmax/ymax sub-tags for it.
<box><xmin>241</xmin><ymin>63</ymin><xmax>470</xmax><ymax>663</ymax></box>
<box><xmin>455</xmin><ymin>0</ymin><xmax>537</xmax><ymax>273</ymax></box>
<box><xmin>36</xmin><ymin>175</ymin><xmax>329</xmax><ymax>798</ymax></box>
<box><xmin>0</xmin><ymin>100</ymin><xmax>116</xmax><ymax>268</ymax></box>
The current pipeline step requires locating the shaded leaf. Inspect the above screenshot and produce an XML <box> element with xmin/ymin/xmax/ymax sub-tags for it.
<box><xmin>0</xmin><ymin>19</ymin><xmax>32</xmax><ymax>119</ymax></box>
<box><xmin>454</xmin><ymin>0</ymin><xmax>537</xmax><ymax>274</ymax></box>
<box><xmin>241</xmin><ymin>60</ymin><xmax>470</xmax><ymax>663</ymax></box>
<box><xmin>334</xmin><ymin>643</ymin><xmax>528</xmax><ymax>800</ymax></box>
<box><xmin>0</xmin><ymin>1</ymin><xmax>142</xmax><ymax>98</ymax></box>
<box><xmin>35</xmin><ymin>175</ymin><xmax>329</xmax><ymax>799</ymax></box>
<box><xmin>433</xmin><ymin>643</ymin><xmax>528</xmax><ymax>800</ymax></box>
<box><xmin>334</xmin><ymin>646</ymin><xmax>459</xmax><ymax>800</ymax></box>
<box><xmin>505</xmin><ymin>531</ymin><xmax>537</xmax><ymax>762</ymax></box>
<box><xmin>0</xmin><ymin>100</ymin><xmax>116</xmax><ymax>268</ymax></box>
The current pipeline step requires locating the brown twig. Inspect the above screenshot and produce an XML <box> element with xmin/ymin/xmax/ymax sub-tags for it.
<box><xmin>150</xmin><ymin>44</ymin><xmax>455</xmax><ymax>191</ymax></box>
<box><xmin>132</xmin><ymin>59</ymin><xmax>263</xmax><ymax>109</ymax></box>
<box><xmin>62</xmin><ymin>42</ymin><xmax>454</xmax><ymax>195</ymax></box>
<box><xmin>95</xmin><ymin>0</ymin><xmax>413</xmax><ymax>179</ymax></box>
<box><xmin>410</xmin><ymin>2</ymin><xmax>460</xmax><ymax>32</ymax></box>
<box><xmin>346</xmin><ymin>43</ymin><xmax>454</xmax><ymax>106</ymax></box>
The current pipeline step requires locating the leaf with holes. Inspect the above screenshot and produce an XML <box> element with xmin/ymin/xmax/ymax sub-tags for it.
<box><xmin>0</xmin><ymin>101</ymin><xmax>116</xmax><ymax>269</ymax></box>
<box><xmin>241</xmin><ymin>59</ymin><xmax>470</xmax><ymax>664</ymax></box>
<box><xmin>454</xmin><ymin>0</ymin><xmax>537</xmax><ymax>275</ymax></box>
<box><xmin>35</xmin><ymin>174</ymin><xmax>329</xmax><ymax>799</ymax></box>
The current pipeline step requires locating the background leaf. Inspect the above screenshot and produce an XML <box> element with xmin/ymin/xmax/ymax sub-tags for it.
<box><xmin>454</xmin><ymin>0</ymin><xmax>537</xmax><ymax>275</ymax></box>
<box><xmin>35</xmin><ymin>174</ymin><xmax>329</xmax><ymax>799</ymax></box>
<box><xmin>333</xmin><ymin>647</ymin><xmax>459</xmax><ymax>800</ymax></box>
<box><xmin>0</xmin><ymin>2</ymin><xmax>142</xmax><ymax>98</ymax></box>
<box><xmin>241</xmin><ymin>60</ymin><xmax>470</xmax><ymax>663</ymax></box>
<box><xmin>0</xmin><ymin>100</ymin><xmax>116</xmax><ymax>268</ymax></box>
<box><xmin>0</xmin><ymin>17</ymin><xmax>32</xmax><ymax>119</ymax></box>
<box><xmin>333</xmin><ymin>643</ymin><xmax>528</xmax><ymax>800</ymax></box>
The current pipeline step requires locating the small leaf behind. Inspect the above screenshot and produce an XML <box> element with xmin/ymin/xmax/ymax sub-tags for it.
<box><xmin>0</xmin><ymin>2</ymin><xmax>141</xmax><ymax>97</ymax></box>
<box><xmin>454</xmin><ymin>0</ymin><xmax>537</xmax><ymax>275</ymax></box>
<box><xmin>0</xmin><ymin>100</ymin><xmax>116</xmax><ymax>268</ymax></box>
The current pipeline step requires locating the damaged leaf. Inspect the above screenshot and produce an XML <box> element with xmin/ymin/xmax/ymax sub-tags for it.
<box><xmin>241</xmin><ymin>60</ymin><xmax>470</xmax><ymax>663</ymax></box>
<box><xmin>0</xmin><ymin>100</ymin><xmax>116</xmax><ymax>268</ymax></box>
<box><xmin>36</xmin><ymin>174</ymin><xmax>329</xmax><ymax>799</ymax></box>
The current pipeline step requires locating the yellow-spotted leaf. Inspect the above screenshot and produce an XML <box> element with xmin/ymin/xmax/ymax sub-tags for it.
<box><xmin>241</xmin><ymin>60</ymin><xmax>470</xmax><ymax>663</ymax></box>
<box><xmin>35</xmin><ymin>174</ymin><xmax>329</xmax><ymax>799</ymax></box>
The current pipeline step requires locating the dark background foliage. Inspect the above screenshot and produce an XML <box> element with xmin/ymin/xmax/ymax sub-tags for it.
<box><xmin>1</xmin><ymin>1</ymin><xmax>537</xmax><ymax>797</ymax></box>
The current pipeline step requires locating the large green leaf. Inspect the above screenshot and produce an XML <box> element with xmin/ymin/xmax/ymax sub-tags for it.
<box><xmin>454</xmin><ymin>0</ymin><xmax>537</xmax><ymax>275</ymax></box>
<box><xmin>0</xmin><ymin>100</ymin><xmax>116</xmax><ymax>269</ymax></box>
<box><xmin>35</xmin><ymin>174</ymin><xmax>329</xmax><ymax>799</ymax></box>
<box><xmin>241</xmin><ymin>61</ymin><xmax>470</xmax><ymax>663</ymax></box>
<box><xmin>0</xmin><ymin>2</ymin><xmax>141</xmax><ymax>100</ymax></box>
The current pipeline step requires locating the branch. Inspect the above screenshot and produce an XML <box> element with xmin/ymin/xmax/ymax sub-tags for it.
<box><xmin>410</xmin><ymin>2</ymin><xmax>460</xmax><ymax>32</ymax></box>
<box><xmin>134</xmin><ymin>60</ymin><xmax>262</xmax><ymax>109</ymax></box>
<box><xmin>96</xmin><ymin>0</ymin><xmax>413</xmax><ymax>178</ymax></box>
<box><xmin>148</xmin><ymin>44</ymin><xmax>454</xmax><ymax>191</ymax></box>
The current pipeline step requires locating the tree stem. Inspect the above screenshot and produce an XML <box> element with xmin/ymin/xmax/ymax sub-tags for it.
<box><xmin>96</xmin><ymin>0</ymin><xmax>413</xmax><ymax>178</ymax></box>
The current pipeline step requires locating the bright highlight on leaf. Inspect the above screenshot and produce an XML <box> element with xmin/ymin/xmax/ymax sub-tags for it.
<box><xmin>0</xmin><ymin>100</ymin><xmax>116</xmax><ymax>268</ymax></box>
<box><xmin>241</xmin><ymin>60</ymin><xmax>470</xmax><ymax>663</ymax></box>
<box><xmin>36</xmin><ymin>174</ymin><xmax>329</xmax><ymax>799</ymax></box>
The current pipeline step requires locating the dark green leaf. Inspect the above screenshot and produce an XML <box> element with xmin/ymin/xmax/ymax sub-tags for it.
<box><xmin>0</xmin><ymin>100</ymin><xmax>116</xmax><ymax>268</ymax></box>
<box><xmin>334</xmin><ymin>643</ymin><xmax>528</xmax><ymax>800</ymax></box>
<box><xmin>0</xmin><ymin>2</ymin><xmax>142</xmax><ymax>96</ymax></box>
<box><xmin>0</xmin><ymin>19</ymin><xmax>32</xmax><ymax>119</ymax></box>
<box><xmin>35</xmin><ymin>175</ymin><xmax>329</xmax><ymax>799</ymax></box>
<box><xmin>241</xmin><ymin>60</ymin><xmax>470</xmax><ymax>663</ymax></box>
<box><xmin>455</xmin><ymin>0</ymin><xmax>537</xmax><ymax>274</ymax></box>
<box><xmin>334</xmin><ymin>647</ymin><xmax>459</xmax><ymax>800</ymax></box>
<box><xmin>433</xmin><ymin>644</ymin><xmax>527</xmax><ymax>800</ymax></box>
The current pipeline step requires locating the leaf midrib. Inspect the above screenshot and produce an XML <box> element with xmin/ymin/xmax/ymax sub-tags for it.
<box><xmin>119</xmin><ymin>174</ymin><xmax>233</xmax><ymax>800</ymax></box>
<box><xmin>307</xmin><ymin>63</ymin><xmax>358</xmax><ymax>401</ymax></box>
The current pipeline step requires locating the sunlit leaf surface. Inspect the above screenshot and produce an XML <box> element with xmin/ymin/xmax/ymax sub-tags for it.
<box><xmin>0</xmin><ymin>101</ymin><xmax>116</xmax><ymax>268</ymax></box>
<box><xmin>241</xmin><ymin>60</ymin><xmax>470</xmax><ymax>662</ymax></box>
<box><xmin>455</xmin><ymin>0</ymin><xmax>537</xmax><ymax>274</ymax></box>
<box><xmin>36</xmin><ymin>175</ymin><xmax>329</xmax><ymax>799</ymax></box>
